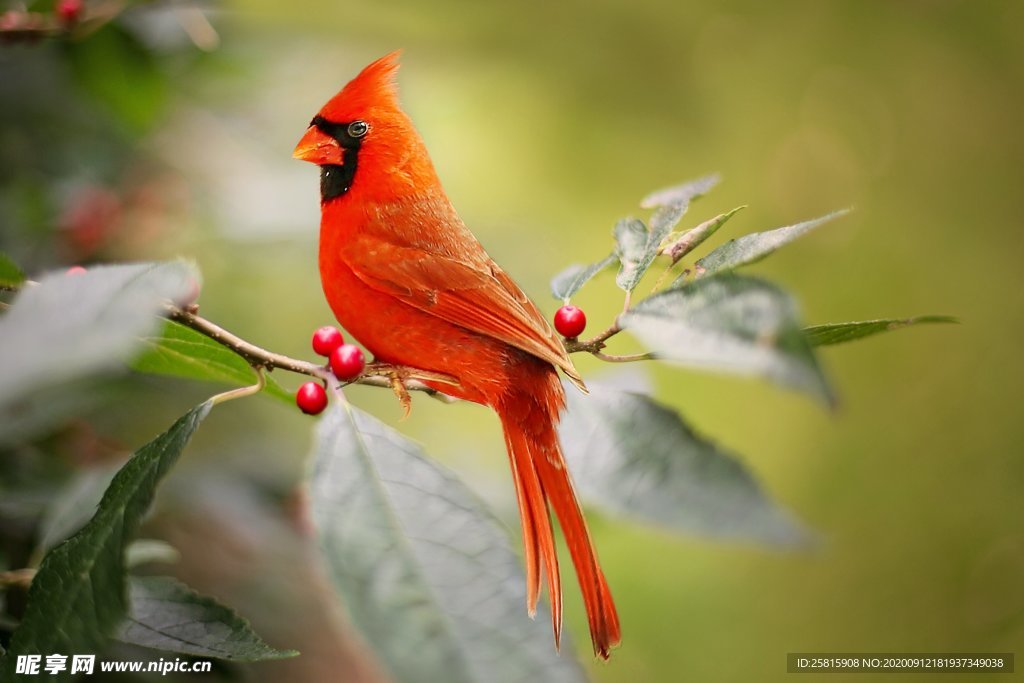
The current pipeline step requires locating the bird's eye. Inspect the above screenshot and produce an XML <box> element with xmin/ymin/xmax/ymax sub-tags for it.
<box><xmin>348</xmin><ymin>120</ymin><xmax>369</xmax><ymax>138</ymax></box>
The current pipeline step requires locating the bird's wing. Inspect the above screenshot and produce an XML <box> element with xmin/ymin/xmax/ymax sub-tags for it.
<box><xmin>339</xmin><ymin>232</ymin><xmax>586</xmax><ymax>391</ymax></box>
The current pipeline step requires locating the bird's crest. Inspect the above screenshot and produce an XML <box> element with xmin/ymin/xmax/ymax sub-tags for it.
<box><xmin>318</xmin><ymin>50</ymin><xmax>402</xmax><ymax>122</ymax></box>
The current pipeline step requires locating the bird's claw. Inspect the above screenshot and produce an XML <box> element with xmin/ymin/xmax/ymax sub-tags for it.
<box><xmin>390</xmin><ymin>373</ymin><xmax>413</xmax><ymax>420</ymax></box>
<box><xmin>366</xmin><ymin>362</ymin><xmax>414</xmax><ymax>419</ymax></box>
<box><xmin>363</xmin><ymin>363</ymin><xmax>461</xmax><ymax>417</ymax></box>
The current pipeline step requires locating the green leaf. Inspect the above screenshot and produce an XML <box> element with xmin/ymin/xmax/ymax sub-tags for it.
<box><xmin>662</xmin><ymin>206</ymin><xmax>746</xmax><ymax>265</ymax></box>
<box><xmin>309</xmin><ymin>404</ymin><xmax>587</xmax><ymax>683</ymax></box>
<box><xmin>614</xmin><ymin>200</ymin><xmax>688</xmax><ymax>292</ymax></box>
<box><xmin>562</xmin><ymin>386</ymin><xmax>809</xmax><ymax>546</ymax></box>
<box><xmin>649</xmin><ymin>200</ymin><xmax>690</xmax><ymax>242</ymax></box>
<box><xmin>805</xmin><ymin>315</ymin><xmax>958</xmax><ymax>347</ymax></box>
<box><xmin>119</xmin><ymin>576</ymin><xmax>297</xmax><ymax>661</ymax></box>
<box><xmin>0</xmin><ymin>252</ymin><xmax>25</xmax><ymax>288</ymax></box>
<box><xmin>640</xmin><ymin>173</ymin><xmax>721</xmax><ymax>209</ymax></box>
<box><xmin>0</xmin><ymin>403</ymin><xmax>211</xmax><ymax>682</ymax></box>
<box><xmin>613</xmin><ymin>218</ymin><xmax>648</xmax><ymax>292</ymax></box>
<box><xmin>0</xmin><ymin>261</ymin><xmax>198</xmax><ymax>444</ymax></box>
<box><xmin>550</xmin><ymin>253</ymin><xmax>617</xmax><ymax>301</ymax></box>
<box><xmin>696</xmin><ymin>209</ymin><xmax>850</xmax><ymax>276</ymax></box>
<box><xmin>33</xmin><ymin>463</ymin><xmax>120</xmax><ymax>558</ymax></box>
<box><xmin>621</xmin><ymin>274</ymin><xmax>834</xmax><ymax>405</ymax></box>
<box><xmin>133</xmin><ymin>319</ymin><xmax>291</xmax><ymax>403</ymax></box>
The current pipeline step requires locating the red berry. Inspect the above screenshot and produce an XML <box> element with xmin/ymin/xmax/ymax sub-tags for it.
<box><xmin>295</xmin><ymin>382</ymin><xmax>328</xmax><ymax>415</ymax></box>
<box><xmin>554</xmin><ymin>305</ymin><xmax>587</xmax><ymax>338</ymax></box>
<box><xmin>329</xmin><ymin>344</ymin><xmax>365</xmax><ymax>381</ymax></box>
<box><xmin>311</xmin><ymin>326</ymin><xmax>344</xmax><ymax>357</ymax></box>
<box><xmin>66</xmin><ymin>265</ymin><xmax>87</xmax><ymax>276</ymax></box>
<box><xmin>56</xmin><ymin>0</ymin><xmax>82</xmax><ymax>25</ymax></box>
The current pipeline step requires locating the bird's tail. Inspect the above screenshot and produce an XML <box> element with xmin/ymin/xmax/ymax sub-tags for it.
<box><xmin>496</xmin><ymin>366</ymin><xmax>620</xmax><ymax>659</ymax></box>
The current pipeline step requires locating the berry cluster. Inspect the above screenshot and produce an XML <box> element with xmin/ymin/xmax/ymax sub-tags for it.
<box><xmin>297</xmin><ymin>304</ymin><xmax>588</xmax><ymax>415</ymax></box>
<box><xmin>0</xmin><ymin>0</ymin><xmax>83</xmax><ymax>43</ymax></box>
<box><xmin>295</xmin><ymin>326</ymin><xmax>366</xmax><ymax>415</ymax></box>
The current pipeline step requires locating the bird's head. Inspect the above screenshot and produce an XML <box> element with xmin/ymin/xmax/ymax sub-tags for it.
<box><xmin>294</xmin><ymin>50</ymin><xmax>435</xmax><ymax>203</ymax></box>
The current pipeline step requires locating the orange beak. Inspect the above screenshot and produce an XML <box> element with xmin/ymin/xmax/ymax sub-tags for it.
<box><xmin>293</xmin><ymin>125</ymin><xmax>344</xmax><ymax>166</ymax></box>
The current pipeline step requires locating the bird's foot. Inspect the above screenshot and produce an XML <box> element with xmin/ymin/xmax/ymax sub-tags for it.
<box><xmin>365</xmin><ymin>363</ymin><xmax>415</xmax><ymax>419</ymax></box>
<box><xmin>390</xmin><ymin>373</ymin><xmax>413</xmax><ymax>419</ymax></box>
<box><xmin>363</xmin><ymin>363</ymin><xmax>461</xmax><ymax>418</ymax></box>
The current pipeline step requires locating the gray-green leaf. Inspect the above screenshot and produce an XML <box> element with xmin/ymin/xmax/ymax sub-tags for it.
<box><xmin>613</xmin><ymin>217</ymin><xmax>649</xmax><ymax>292</ymax></box>
<box><xmin>562</xmin><ymin>386</ymin><xmax>809</xmax><ymax>546</ymax></box>
<box><xmin>0</xmin><ymin>252</ymin><xmax>25</xmax><ymax>288</ymax></box>
<box><xmin>550</xmin><ymin>254</ymin><xmax>617</xmax><ymax>301</ymax></box>
<box><xmin>309</xmin><ymin>404</ymin><xmax>586</xmax><ymax>683</ymax></box>
<box><xmin>0</xmin><ymin>403</ymin><xmax>211</xmax><ymax>682</ymax></box>
<box><xmin>133</xmin><ymin>319</ymin><xmax>291</xmax><ymax>403</ymax></box>
<box><xmin>662</xmin><ymin>206</ymin><xmax>746</xmax><ymax>265</ymax></box>
<box><xmin>696</xmin><ymin>209</ymin><xmax>849</xmax><ymax>276</ymax></box>
<box><xmin>621</xmin><ymin>274</ymin><xmax>834</xmax><ymax>405</ymax></box>
<box><xmin>640</xmin><ymin>173</ymin><xmax>721</xmax><ymax>209</ymax></box>
<box><xmin>0</xmin><ymin>261</ymin><xmax>198</xmax><ymax>444</ymax></box>
<box><xmin>614</xmin><ymin>202</ymin><xmax>687</xmax><ymax>292</ymax></box>
<box><xmin>120</xmin><ymin>576</ymin><xmax>297</xmax><ymax>661</ymax></box>
<box><xmin>805</xmin><ymin>315</ymin><xmax>958</xmax><ymax>347</ymax></box>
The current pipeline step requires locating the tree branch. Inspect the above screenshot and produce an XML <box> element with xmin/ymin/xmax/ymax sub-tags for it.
<box><xmin>5</xmin><ymin>272</ymin><xmax>649</xmax><ymax>400</ymax></box>
<box><xmin>564</xmin><ymin>320</ymin><xmax>622</xmax><ymax>354</ymax></box>
<box><xmin>165</xmin><ymin>301</ymin><xmax>653</xmax><ymax>404</ymax></box>
<box><xmin>593</xmin><ymin>351</ymin><xmax>654</xmax><ymax>363</ymax></box>
<box><xmin>164</xmin><ymin>303</ymin><xmax>460</xmax><ymax>400</ymax></box>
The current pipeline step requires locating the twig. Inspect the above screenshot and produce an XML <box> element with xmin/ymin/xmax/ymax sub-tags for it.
<box><xmin>564</xmin><ymin>321</ymin><xmax>622</xmax><ymax>354</ymax></box>
<box><xmin>592</xmin><ymin>351</ymin><xmax>654</xmax><ymax>363</ymax></box>
<box><xmin>210</xmin><ymin>366</ymin><xmax>267</xmax><ymax>405</ymax></box>
<box><xmin>165</xmin><ymin>304</ymin><xmax>331</xmax><ymax>381</ymax></box>
<box><xmin>562</xmin><ymin>320</ymin><xmax>649</xmax><ymax>363</ymax></box>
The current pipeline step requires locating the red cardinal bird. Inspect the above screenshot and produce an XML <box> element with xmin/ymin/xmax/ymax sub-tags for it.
<box><xmin>293</xmin><ymin>52</ymin><xmax>620</xmax><ymax>658</ymax></box>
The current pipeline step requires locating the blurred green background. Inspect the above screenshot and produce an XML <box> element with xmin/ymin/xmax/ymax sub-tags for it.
<box><xmin>2</xmin><ymin>0</ymin><xmax>1022</xmax><ymax>681</ymax></box>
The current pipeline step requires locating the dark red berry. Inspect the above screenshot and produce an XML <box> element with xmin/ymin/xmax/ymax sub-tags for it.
<box><xmin>329</xmin><ymin>344</ymin><xmax>365</xmax><ymax>381</ymax></box>
<box><xmin>296</xmin><ymin>382</ymin><xmax>328</xmax><ymax>415</ymax></box>
<box><xmin>56</xmin><ymin>0</ymin><xmax>82</xmax><ymax>25</ymax></box>
<box><xmin>311</xmin><ymin>326</ymin><xmax>344</xmax><ymax>357</ymax></box>
<box><xmin>554</xmin><ymin>305</ymin><xmax>587</xmax><ymax>338</ymax></box>
<box><xmin>66</xmin><ymin>265</ymin><xmax>87</xmax><ymax>276</ymax></box>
